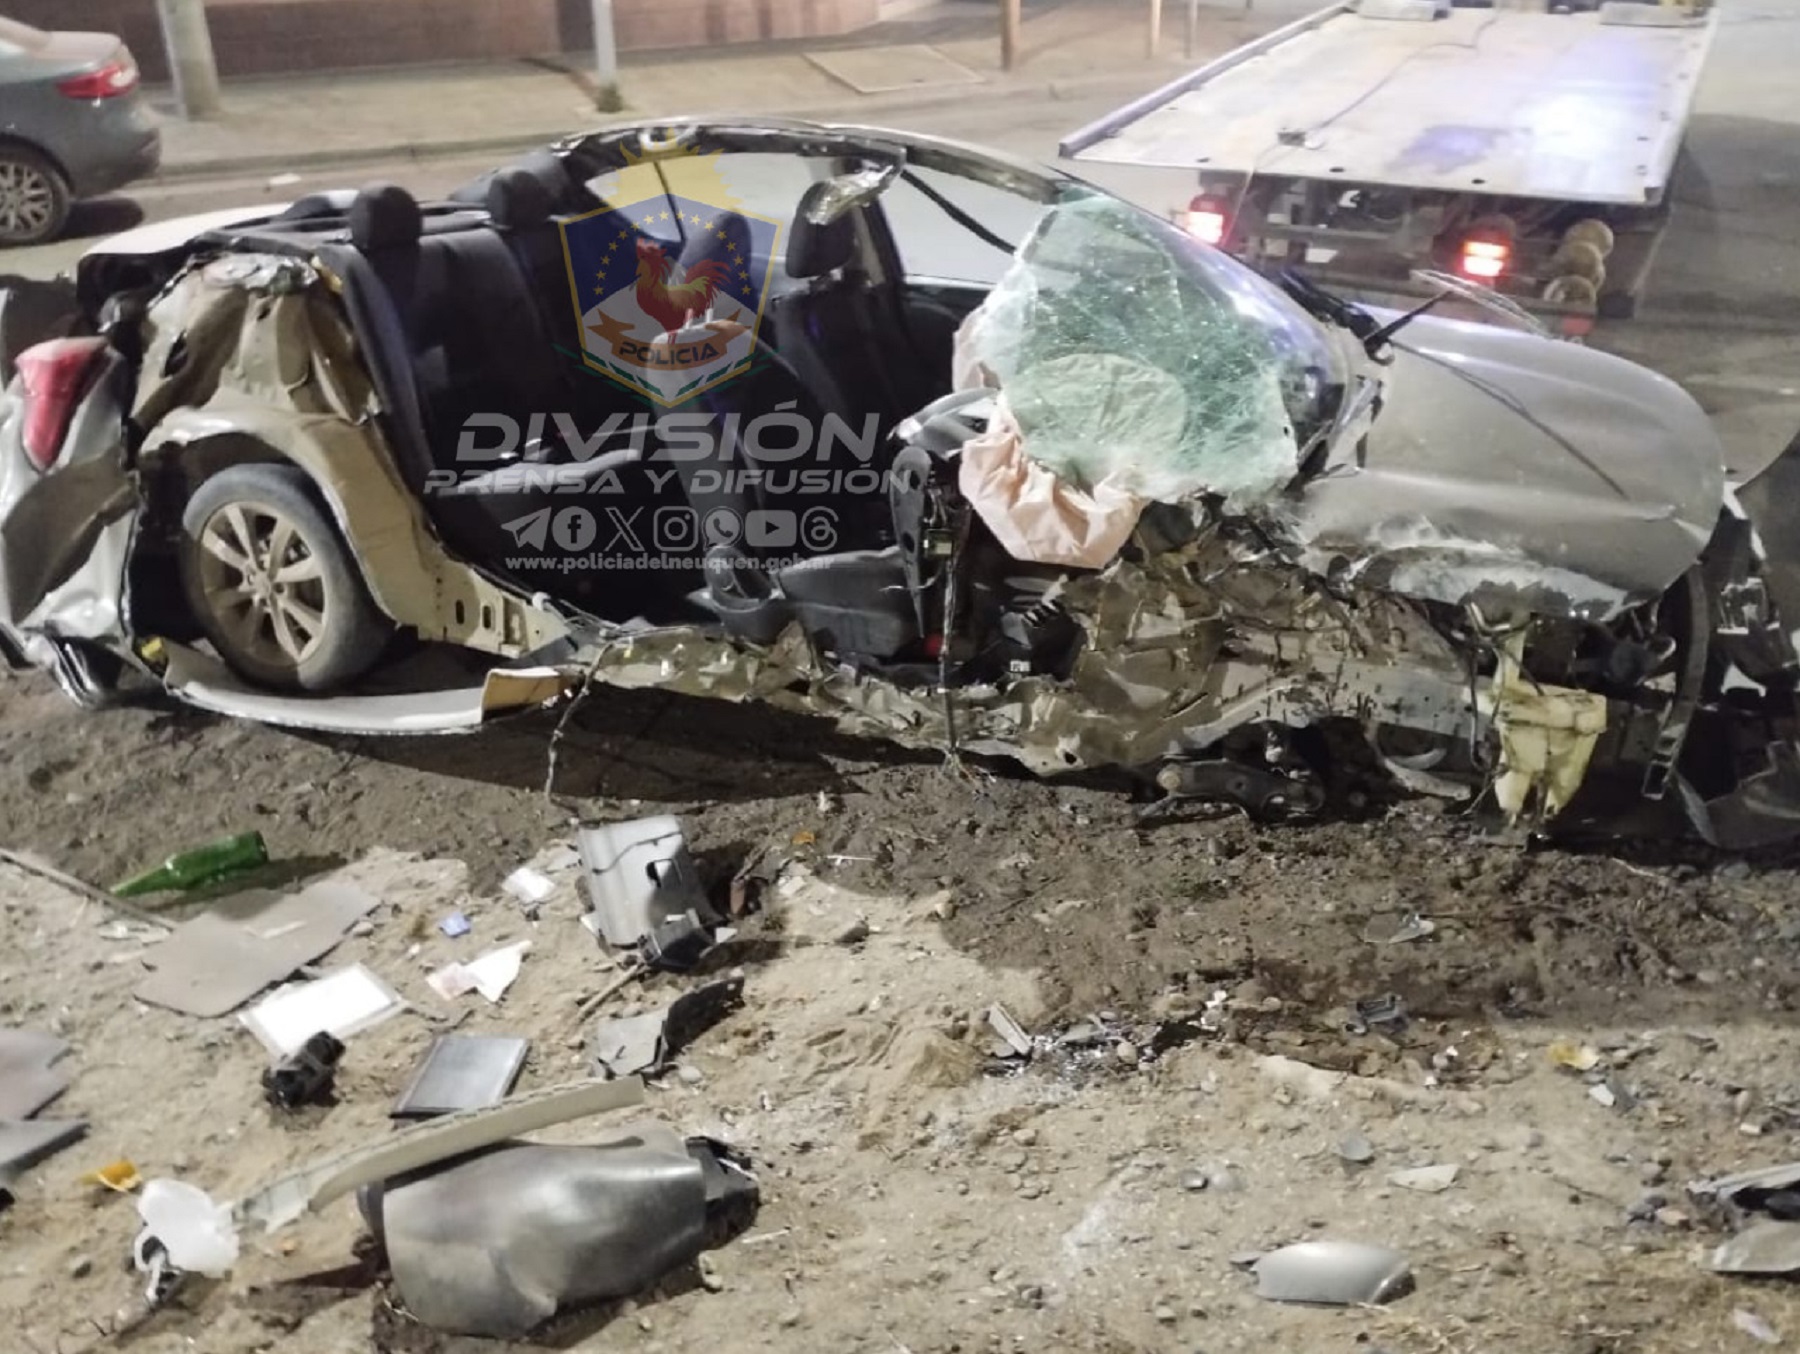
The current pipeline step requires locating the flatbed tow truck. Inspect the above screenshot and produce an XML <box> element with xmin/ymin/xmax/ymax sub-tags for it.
<box><xmin>1060</xmin><ymin>0</ymin><xmax>1719</xmax><ymax>333</ymax></box>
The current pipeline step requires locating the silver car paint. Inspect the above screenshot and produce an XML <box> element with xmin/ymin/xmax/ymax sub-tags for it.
<box><xmin>0</xmin><ymin>349</ymin><xmax>136</xmax><ymax>641</ymax></box>
<box><xmin>1287</xmin><ymin>310</ymin><xmax>1726</xmax><ymax>620</ymax></box>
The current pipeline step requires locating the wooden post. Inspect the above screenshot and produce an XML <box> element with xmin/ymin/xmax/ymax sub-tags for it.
<box><xmin>1001</xmin><ymin>0</ymin><xmax>1021</xmax><ymax>72</ymax></box>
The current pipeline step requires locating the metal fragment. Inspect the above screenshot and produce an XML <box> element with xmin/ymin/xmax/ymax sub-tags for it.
<box><xmin>1254</xmin><ymin>1240</ymin><xmax>1414</xmax><ymax>1306</ymax></box>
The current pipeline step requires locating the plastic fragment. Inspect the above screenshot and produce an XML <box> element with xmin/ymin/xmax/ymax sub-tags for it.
<box><xmin>1734</xmin><ymin>1309</ymin><xmax>1782</xmax><ymax>1345</ymax></box>
<box><xmin>1549</xmin><ymin>1040</ymin><xmax>1602</xmax><ymax>1072</ymax></box>
<box><xmin>502</xmin><ymin>868</ymin><xmax>555</xmax><ymax>908</ymax></box>
<box><xmin>134</xmin><ymin>1179</ymin><xmax>239</xmax><ymax>1278</ymax></box>
<box><xmin>81</xmin><ymin>1159</ymin><xmax>142</xmax><ymax>1193</ymax></box>
<box><xmin>439</xmin><ymin>912</ymin><xmax>472</xmax><ymax>938</ymax></box>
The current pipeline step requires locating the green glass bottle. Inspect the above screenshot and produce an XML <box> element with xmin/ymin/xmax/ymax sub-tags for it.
<box><xmin>113</xmin><ymin>832</ymin><xmax>270</xmax><ymax>898</ymax></box>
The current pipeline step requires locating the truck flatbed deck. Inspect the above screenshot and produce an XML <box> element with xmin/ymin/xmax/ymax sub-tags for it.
<box><xmin>1060</xmin><ymin>2</ymin><xmax>1720</xmax><ymax>326</ymax></box>
<box><xmin>1063</xmin><ymin>3</ymin><xmax>1716</xmax><ymax>206</ymax></box>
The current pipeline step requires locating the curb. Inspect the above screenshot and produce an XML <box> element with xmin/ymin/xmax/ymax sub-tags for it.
<box><xmin>147</xmin><ymin>67</ymin><xmax>1165</xmax><ymax>184</ymax></box>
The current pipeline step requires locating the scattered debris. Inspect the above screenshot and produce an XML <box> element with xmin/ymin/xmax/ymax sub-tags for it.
<box><xmin>590</xmin><ymin>977</ymin><xmax>746</xmax><ymax>1080</ymax></box>
<box><xmin>986</xmin><ymin>1005</ymin><xmax>1035</xmax><ymax>1060</ymax></box>
<box><xmin>1254</xmin><ymin>1240</ymin><xmax>1414</xmax><ymax>1305</ymax></box>
<box><xmin>1710</xmin><ymin>1221</ymin><xmax>1800</xmax><ymax>1276</ymax></box>
<box><xmin>1344</xmin><ymin>993</ymin><xmax>1408</xmax><ymax>1036</ymax></box>
<box><xmin>358</xmin><ymin>1125</ymin><xmax>758</xmax><ymax>1337</ymax></box>
<box><xmin>438</xmin><ymin>911</ymin><xmax>472</xmax><ymax>939</ymax></box>
<box><xmin>502</xmin><ymin>867</ymin><xmax>556</xmax><ymax>913</ymax></box>
<box><xmin>833</xmin><ymin>917</ymin><xmax>873</xmax><ymax>947</ymax></box>
<box><xmin>1360</xmin><ymin>912</ymin><xmax>1436</xmax><ymax>945</ymax></box>
<box><xmin>393</xmin><ymin>1035</ymin><xmax>530</xmax><ymax>1119</ymax></box>
<box><xmin>1734</xmin><ymin>1308</ymin><xmax>1783</xmax><ymax>1345</ymax></box>
<box><xmin>427</xmin><ymin>941</ymin><xmax>531</xmax><ymax>1003</ymax></box>
<box><xmin>80</xmin><ymin>1159</ymin><xmax>142</xmax><ymax>1193</ymax></box>
<box><xmin>1549</xmin><ymin>1039</ymin><xmax>1603</xmax><ymax>1072</ymax></box>
<box><xmin>578</xmin><ymin>818</ymin><xmax>719</xmax><ymax>960</ymax></box>
<box><xmin>0</xmin><ymin>1028</ymin><xmax>71</xmax><ymax>1120</ymax></box>
<box><xmin>134</xmin><ymin>1179</ymin><xmax>239</xmax><ymax>1294</ymax></box>
<box><xmin>0</xmin><ymin>1028</ymin><xmax>86</xmax><ymax>1197</ymax></box>
<box><xmin>234</xmin><ymin>1078</ymin><xmax>649</xmax><ymax>1233</ymax></box>
<box><xmin>114</xmin><ymin>831</ymin><xmax>269</xmax><ymax>898</ymax></box>
<box><xmin>1691</xmin><ymin>1161</ymin><xmax>1800</xmax><ymax>1217</ymax></box>
<box><xmin>0</xmin><ymin>1118</ymin><xmax>88</xmax><ymax>1189</ymax></box>
<box><xmin>1590</xmin><ymin>1082</ymin><xmax>1619</xmax><ymax>1109</ymax></box>
<box><xmin>1337</xmin><ymin>1133</ymin><xmax>1376</xmax><ymax>1165</ymax></box>
<box><xmin>0</xmin><ymin>848</ymin><xmax>173</xmax><ymax>931</ymax></box>
<box><xmin>1388</xmin><ymin>1163</ymin><xmax>1460</xmax><ymax>1193</ymax></box>
<box><xmin>240</xmin><ymin>964</ymin><xmax>405</xmax><ymax>1057</ymax></box>
<box><xmin>262</xmin><ymin>1032</ymin><xmax>346</xmax><ymax>1111</ymax></box>
<box><xmin>134</xmin><ymin>880</ymin><xmax>381</xmax><ymax>1017</ymax></box>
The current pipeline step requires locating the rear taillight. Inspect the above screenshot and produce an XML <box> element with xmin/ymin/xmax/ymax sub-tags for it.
<box><xmin>1459</xmin><ymin>235</ymin><xmax>1511</xmax><ymax>282</ymax></box>
<box><xmin>57</xmin><ymin>54</ymin><xmax>139</xmax><ymax>100</ymax></box>
<box><xmin>16</xmin><ymin>338</ymin><xmax>108</xmax><ymax>473</ymax></box>
<box><xmin>1179</xmin><ymin>194</ymin><xmax>1231</xmax><ymax>247</ymax></box>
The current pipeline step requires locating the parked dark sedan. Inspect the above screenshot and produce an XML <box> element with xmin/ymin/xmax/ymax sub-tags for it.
<box><xmin>0</xmin><ymin>16</ymin><xmax>159</xmax><ymax>244</ymax></box>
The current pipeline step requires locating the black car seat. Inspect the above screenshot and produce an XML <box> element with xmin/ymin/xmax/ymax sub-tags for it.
<box><xmin>486</xmin><ymin>156</ymin><xmax>586</xmax><ymax>357</ymax></box>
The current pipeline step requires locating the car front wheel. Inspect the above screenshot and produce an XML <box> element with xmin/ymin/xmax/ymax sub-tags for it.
<box><xmin>179</xmin><ymin>463</ymin><xmax>392</xmax><ymax>693</ymax></box>
<box><xmin>0</xmin><ymin>147</ymin><xmax>70</xmax><ymax>246</ymax></box>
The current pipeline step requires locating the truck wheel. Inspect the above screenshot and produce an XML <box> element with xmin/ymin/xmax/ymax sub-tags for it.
<box><xmin>0</xmin><ymin>147</ymin><xmax>70</xmax><ymax>246</ymax></box>
<box><xmin>179</xmin><ymin>464</ymin><xmax>392</xmax><ymax>693</ymax></box>
<box><xmin>1543</xmin><ymin>275</ymin><xmax>1600</xmax><ymax>308</ymax></box>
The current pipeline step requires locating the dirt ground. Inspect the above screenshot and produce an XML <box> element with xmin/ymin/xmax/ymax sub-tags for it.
<box><xmin>5</xmin><ymin>660</ymin><xmax>1800</xmax><ymax>1354</ymax></box>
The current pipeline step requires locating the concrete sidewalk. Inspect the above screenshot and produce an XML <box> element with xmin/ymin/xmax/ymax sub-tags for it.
<box><xmin>146</xmin><ymin>0</ymin><xmax>1282</xmax><ymax>180</ymax></box>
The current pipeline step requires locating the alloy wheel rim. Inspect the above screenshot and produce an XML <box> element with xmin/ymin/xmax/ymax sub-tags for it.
<box><xmin>0</xmin><ymin>162</ymin><xmax>54</xmax><ymax>238</ymax></box>
<box><xmin>197</xmin><ymin>503</ymin><xmax>329</xmax><ymax>671</ymax></box>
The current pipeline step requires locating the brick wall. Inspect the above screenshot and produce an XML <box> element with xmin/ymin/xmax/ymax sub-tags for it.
<box><xmin>21</xmin><ymin>0</ymin><xmax>882</xmax><ymax>80</ymax></box>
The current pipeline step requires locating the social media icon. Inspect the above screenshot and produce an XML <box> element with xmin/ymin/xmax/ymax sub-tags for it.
<box><xmin>704</xmin><ymin>508</ymin><xmax>743</xmax><ymax>546</ymax></box>
<box><xmin>800</xmin><ymin>506</ymin><xmax>839</xmax><ymax>552</ymax></box>
<box><xmin>502</xmin><ymin>508</ymin><xmax>552</xmax><ymax>550</ymax></box>
<box><xmin>653</xmin><ymin>506</ymin><xmax>699</xmax><ymax>551</ymax></box>
<box><xmin>551</xmin><ymin>507</ymin><xmax>597</xmax><ymax>552</ymax></box>
<box><xmin>745</xmin><ymin>509</ymin><xmax>798</xmax><ymax>549</ymax></box>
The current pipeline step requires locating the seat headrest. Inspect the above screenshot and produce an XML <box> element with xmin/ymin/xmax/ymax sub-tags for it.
<box><xmin>350</xmin><ymin>183</ymin><xmax>422</xmax><ymax>252</ymax></box>
<box><xmin>487</xmin><ymin>167</ymin><xmax>556</xmax><ymax>232</ymax></box>
<box><xmin>785</xmin><ymin>182</ymin><xmax>856</xmax><ymax>279</ymax></box>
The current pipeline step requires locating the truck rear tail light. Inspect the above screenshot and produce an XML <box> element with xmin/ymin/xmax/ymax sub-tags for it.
<box><xmin>57</xmin><ymin>54</ymin><xmax>139</xmax><ymax>100</ymax></box>
<box><xmin>1459</xmin><ymin>237</ymin><xmax>1510</xmax><ymax>282</ymax></box>
<box><xmin>16</xmin><ymin>338</ymin><xmax>109</xmax><ymax>473</ymax></box>
<box><xmin>1180</xmin><ymin>195</ymin><xmax>1231</xmax><ymax>247</ymax></box>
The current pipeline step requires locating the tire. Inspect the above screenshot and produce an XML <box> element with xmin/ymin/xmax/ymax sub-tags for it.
<box><xmin>179</xmin><ymin>464</ymin><xmax>392</xmax><ymax>693</ymax></box>
<box><xmin>0</xmin><ymin>146</ymin><xmax>70</xmax><ymax>247</ymax></box>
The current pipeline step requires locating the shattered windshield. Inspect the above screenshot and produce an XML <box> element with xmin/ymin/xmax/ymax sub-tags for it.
<box><xmin>960</xmin><ymin>191</ymin><xmax>1346</xmax><ymax>506</ymax></box>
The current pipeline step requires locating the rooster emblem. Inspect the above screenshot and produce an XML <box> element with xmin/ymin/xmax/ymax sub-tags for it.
<box><xmin>634</xmin><ymin>237</ymin><xmax>732</xmax><ymax>335</ymax></box>
<box><xmin>564</xmin><ymin>186</ymin><xmax>780</xmax><ymax>404</ymax></box>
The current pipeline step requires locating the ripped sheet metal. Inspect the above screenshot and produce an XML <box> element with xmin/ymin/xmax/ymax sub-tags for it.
<box><xmin>574</xmin><ymin>518</ymin><xmax>1479</xmax><ymax>776</ymax></box>
<box><xmin>158</xmin><ymin>644</ymin><xmax>570</xmax><ymax>736</ymax></box>
<box><xmin>133</xmin><ymin>254</ymin><xmax>569</xmax><ymax>660</ymax></box>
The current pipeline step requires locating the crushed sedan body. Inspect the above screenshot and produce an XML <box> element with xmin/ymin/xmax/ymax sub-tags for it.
<box><xmin>2</xmin><ymin>117</ymin><xmax>1798</xmax><ymax>846</ymax></box>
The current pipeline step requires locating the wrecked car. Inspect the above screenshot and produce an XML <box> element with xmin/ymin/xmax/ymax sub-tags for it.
<box><xmin>2</xmin><ymin>117</ymin><xmax>1799</xmax><ymax>846</ymax></box>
